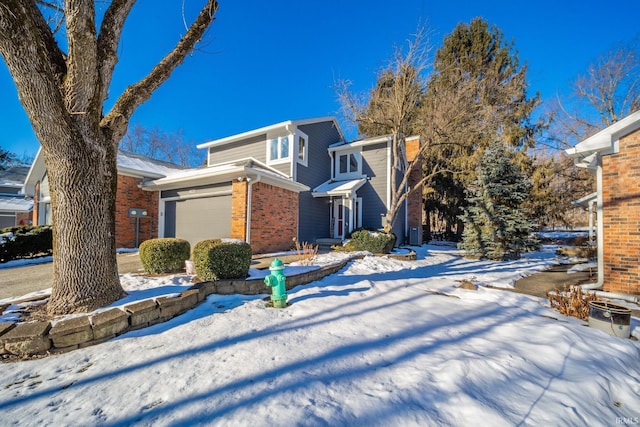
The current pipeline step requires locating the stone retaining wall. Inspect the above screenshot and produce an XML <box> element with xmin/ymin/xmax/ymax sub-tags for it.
<box><xmin>0</xmin><ymin>258</ymin><xmax>357</xmax><ymax>359</ymax></box>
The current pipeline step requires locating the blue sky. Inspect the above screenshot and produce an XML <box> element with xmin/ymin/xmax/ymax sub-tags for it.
<box><xmin>1</xmin><ymin>0</ymin><xmax>639</xmax><ymax>160</ymax></box>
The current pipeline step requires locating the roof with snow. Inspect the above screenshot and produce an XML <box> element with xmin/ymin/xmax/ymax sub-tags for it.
<box><xmin>0</xmin><ymin>195</ymin><xmax>32</xmax><ymax>212</ymax></box>
<box><xmin>0</xmin><ymin>165</ymin><xmax>30</xmax><ymax>190</ymax></box>
<box><xmin>141</xmin><ymin>158</ymin><xmax>309</xmax><ymax>193</ymax></box>
<box><xmin>23</xmin><ymin>148</ymin><xmax>187</xmax><ymax>196</ymax></box>
<box><xmin>116</xmin><ymin>151</ymin><xmax>186</xmax><ymax>179</ymax></box>
<box><xmin>312</xmin><ymin>178</ymin><xmax>367</xmax><ymax>197</ymax></box>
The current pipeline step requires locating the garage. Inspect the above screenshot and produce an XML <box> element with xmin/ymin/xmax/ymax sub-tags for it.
<box><xmin>163</xmin><ymin>193</ymin><xmax>232</xmax><ymax>249</ymax></box>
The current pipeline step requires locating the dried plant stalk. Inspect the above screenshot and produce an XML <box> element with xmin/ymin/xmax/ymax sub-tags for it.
<box><xmin>546</xmin><ymin>284</ymin><xmax>601</xmax><ymax>321</ymax></box>
<box><xmin>293</xmin><ymin>238</ymin><xmax>318</xmax><ymax>265</ymax></box>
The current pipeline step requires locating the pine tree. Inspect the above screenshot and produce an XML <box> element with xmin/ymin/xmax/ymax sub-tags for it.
<box><xmin>460</xmin><ymin>142</ymin><xmax>539</xmax><ymax>260</ymax></box>
<box><xmin>422</xmin><ymin>18</ymin><xmax>542</xmax><ymax>239</ymax></box>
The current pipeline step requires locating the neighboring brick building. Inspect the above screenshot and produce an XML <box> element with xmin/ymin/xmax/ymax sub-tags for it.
<box><xmin>567</xmin><ymin>109</ymin><xmax>640</xmax><ymax>295</ymax></box>
<box><xmin>24</xmin><ymin>149</ymin><xmax>184</xmax><ymax>248</ymax></box>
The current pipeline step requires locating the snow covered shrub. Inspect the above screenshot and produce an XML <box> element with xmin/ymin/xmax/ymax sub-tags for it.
<box><xmin>0</xmin><ymin>225</ymin><xmax>52</xmax><ymax>263</ymax></box>
<box><xmin>342</xmin><ymin>229</ymin><xmax>396</xmax><ymax>254</ymax></box>
<box><xmin>192</xmin><ymin>238</ymin><xmax>252</xmax><ymax>281</ymax></box>
<box><xmin>139</xmin><ymin>238</ymin><xmax>190</xmax><ymax>274</ymax></box>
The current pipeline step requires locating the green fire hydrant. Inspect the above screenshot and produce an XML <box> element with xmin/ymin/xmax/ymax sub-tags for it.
<box><xmin>264</xmin><ymin>257</ymin><xmax>287</xmax><ymax>308</ymax></box>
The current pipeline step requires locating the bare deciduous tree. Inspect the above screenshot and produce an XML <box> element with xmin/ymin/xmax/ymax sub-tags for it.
<box><xmin>121</xmin><ymin>124</ymin><xmax>201</xmax><ymax>167</ymax></box>
<box><xmin>0</xmin><ymin>1</ymin><xmax>219</xmax><ymax>315</ymax></box>
<box><xmin>553</xmin><ymin>40</ymin><xmax>640</xmax><ymax>147</ymax></box>
<box><xmin>337</xmin><ymin>28</ymin><xmax>436</xmax><ymax>232</ymax></box>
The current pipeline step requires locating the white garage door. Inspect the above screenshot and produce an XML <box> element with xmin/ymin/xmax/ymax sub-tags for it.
<box><xmin>164</xmin><ymin>195</ymin><xmax>232</xmax><ymax>249</ymax></box>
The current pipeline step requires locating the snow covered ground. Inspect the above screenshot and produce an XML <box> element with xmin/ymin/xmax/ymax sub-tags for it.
<box><xmin>1</xmin><ymin>245</ymin><xmax>639</xmax><ymax>426</ymax></box>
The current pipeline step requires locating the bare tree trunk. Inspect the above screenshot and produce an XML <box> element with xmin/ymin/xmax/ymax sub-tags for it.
<box><xmin>1</xmin><ymin>0</ymin><xmax>218</xmax><ymax>315</ymax></box>
<box><xmin>45</xmin><ymin>132</ymin><xmax>125</xmax><ymax>313</ymax></box>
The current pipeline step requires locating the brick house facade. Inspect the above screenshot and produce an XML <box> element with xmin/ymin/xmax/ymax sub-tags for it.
<box><xmin>230</xmin><ymin>180</ymin><xmax>299</xmax><ymax>254</ymax></box>
<box><xmin>114</xmin><ymin>175</ymin><xmax>159</xmax><ymax>248</ymax></box>
<box><xmin>25</xmin><ymin>149</ymin><xmax>184</xmax><ymax>249</ymax></box>
<box><xmin>567</xmin><ymin>110</ymin><xmax>640</xmax><ymax>295</ymax></box>
<box><xmin>601</xmin><ymin>126</ymin><xmax>640</xmax><ymax>294</ymax></box>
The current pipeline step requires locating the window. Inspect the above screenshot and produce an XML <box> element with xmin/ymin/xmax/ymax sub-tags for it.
<box><xmin>336</xmin><ymin>152</ymin><xmax>361</xmax><ymax>177</ymax></box>
<box><xmin>268</xmin><ymin>136</ymin><xmax>291</xmax><ymax>163</ymax></box>
<box><xmin>280</xmin><ymin>135</ymin><xmax>289</xmax><ymax>158</ymax></box>
<box><xmin>298</xmin><ymin>135</ymin><xmax>306</xmax><ymax>163</ymax></box>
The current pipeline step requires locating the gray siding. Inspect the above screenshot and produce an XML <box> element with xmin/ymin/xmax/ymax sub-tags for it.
<box><xmin>360</xmin><ymin>142</ymin><xmax>389</xmax><ymax>229</ymax></box>
<box><xmin>296</xmin><ymin>121</ymin><xmax>342</xmax><ymax>242</ymax></box>
<box><xmin>207</xmin><ymin>134</ymin><xmax>267</xmax><ymax>165</ymax></box>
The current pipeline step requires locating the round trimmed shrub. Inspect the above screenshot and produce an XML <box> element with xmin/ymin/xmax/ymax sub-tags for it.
<box><xmin>139</xmin><ymin>238</ymin><xmax>191</xmax><ymax>274</ymax></box>
<box><xmin>343</xmin><ymin>229</ymin><xmax>396</xmax><ymax>254</ymax></box>
<box><xmin>193</xmin><ymin>238</ymin><xmax>252</xmax><ymax>281</ymax></box>
<box><xmin>0</xmin><ymin>225</ymin><xmax>53</xmax><ymax>263</ymax></box>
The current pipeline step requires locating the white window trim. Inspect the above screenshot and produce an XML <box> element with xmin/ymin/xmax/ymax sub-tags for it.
<box><xmin>295</xmin><ymin>130</ymin><xmax>309</xmax><ymax>167</ymax></box>
<box><xmin>335</xmin><ymin>150</ymin><xmax>362</xmax><ymax>180</ymax></box>
<box><xmin>266</xmin><ymin>135</ymin><xmax>292</xmax><ymax>165</ymax></box>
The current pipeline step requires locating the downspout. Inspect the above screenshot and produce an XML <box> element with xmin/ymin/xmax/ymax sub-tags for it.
<box><xmin>578</xmin><ymin>156</ymin><xmax>638</xmax><ymax>303</ymax></box>
<box><xmin>245</xmin><ymin>175</ymin><xmax>261</xmax><ymax>245</ymax></box>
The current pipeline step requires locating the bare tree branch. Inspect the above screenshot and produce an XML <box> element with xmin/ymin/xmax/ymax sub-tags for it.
<box><xmin>0</xmin><ymin>0</ymin><xmax>70</xmax><ymax>150</ymax></box>
<box><xmin>64</xmin><ymin>0</ymin><xmax>99</xmax><ymax>115</ymax></box>
<box><xmin>103</xmin><ymin>0</ymin><xmax>219</xmax><ymax>143</ymax></box>
<box><xmin>95</xmin><ymin>0</ymin><xmax>136</xmax><ymax>108</ymax></box>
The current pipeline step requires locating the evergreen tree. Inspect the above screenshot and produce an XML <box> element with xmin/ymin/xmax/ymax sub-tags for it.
<box><xmin>421</xmin><ymin>18</ymin><xmax>542</xmax><ymax>239</ymax></box>
<box><xmin>460</xmin><ymin>141</ymin><xmax>539</xmax><ymax>260</ymax></box>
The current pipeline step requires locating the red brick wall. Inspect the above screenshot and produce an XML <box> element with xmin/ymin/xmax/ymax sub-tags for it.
<box><xmin>249</xmin><ymin>182</ymin><xmax>298</xmax><ymax>254</ymax></box>
<box><xmin>16</xmin><ymin>212</ymin><xmax>31</xmax><ymax>226</ymax></box>
<box><xmin>114</xmin><ymin>175</ymin><xmax>158</xmax><ymax>248</ymax></box>
<box><xmin>231</xmin><ymin>180</ymin><xmax>248</xmax><ymax>241</ymax></box>
<box><xmin>602</xmin><ymin>128</ymin><xmax>640</xmax><ymax>294</ymax></box>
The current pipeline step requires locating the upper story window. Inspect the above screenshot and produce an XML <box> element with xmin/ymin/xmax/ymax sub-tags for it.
<box><xmin>268</xmin><ymin>135</ymin><xmax>290</xmax><ymax>163</ymax></box>
<box><xmin>335</xmin><ymin>151</ymin><xmax>362</xmax><ymax>179</ymax></box>
<box><xmin>297</xmin><ymin>133</ymin><xmax>308</xmax><ymax>166</ymax></box>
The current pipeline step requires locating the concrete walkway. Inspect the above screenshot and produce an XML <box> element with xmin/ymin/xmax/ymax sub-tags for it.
<box><xmin>512</xmin><ymin>263</ymin><xmax>640</xmax><ymax>319</ymax></box>
<box><xmin>0</xmin><ymin>252</ymin><xmax>145</xmax><ymax>300</ymax></box>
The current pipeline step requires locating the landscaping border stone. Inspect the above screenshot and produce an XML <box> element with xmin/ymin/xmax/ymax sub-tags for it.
<box><xmin>0</xmin><ymin>252</ymin><xmax>406</xmax><ymax>360</ymax></box>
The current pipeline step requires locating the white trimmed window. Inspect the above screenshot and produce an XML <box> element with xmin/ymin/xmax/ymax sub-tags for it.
<box><xmin>296</xmin><ymin>132</ymin><xmax>308</xmax><ymax>166</ymax></box>
<box><xmin>335</xmin><ymin>151</ymin><xmax>362</xmax><ymax>178</ymax></box>
<box><xmin>268</xmin><ymin>135</ymin><xmax>290</xmax><ymax>163</ymax></box>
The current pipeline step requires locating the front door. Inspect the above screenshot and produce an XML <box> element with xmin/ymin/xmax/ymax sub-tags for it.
<box><xmin>333</xmin><ymin>200</ymin><xmax>345</xmax><ymax>239</ymax></box>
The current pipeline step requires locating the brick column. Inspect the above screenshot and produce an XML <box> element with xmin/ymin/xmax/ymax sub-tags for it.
<box><xmin>405</xmin><ymin>136</ymin><xmax>423</xmax><ymax>244</ymax></box>
<box><xmin>231</xmin><ymin>180</ymin><xmax>248</xmax><ymax>242</ymax></box>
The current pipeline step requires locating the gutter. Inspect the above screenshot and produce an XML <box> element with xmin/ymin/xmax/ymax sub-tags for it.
<box><xmin>245</xmin><ymin>175</ymin><xmax>261</xmax><ymax>245</ymax></box>
<box><xmin>576</xmin><ymin>157</ymin><xmax>638</xmax><ymax>303</ymax></box>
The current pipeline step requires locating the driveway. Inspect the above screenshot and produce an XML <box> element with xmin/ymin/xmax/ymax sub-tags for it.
<box><xmin>0</xmin><ymin>252</ymin><xmax>144</xmax><ymax>301</ymax></box>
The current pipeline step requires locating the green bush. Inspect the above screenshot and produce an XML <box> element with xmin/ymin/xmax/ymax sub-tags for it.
<box><xmin>0</xmin><ymin>225</ymin><xmax>53</xmax><ymax>263</ymax></box>
<box><xmin>342</xmin><ymin>229</ymin><xmax>396</xmax><ymax>254</ymax></box>
<box><xmin>193</xmin><ymin>239</ymin><xmax>252</xmax><ymax>281</ymax></box>
<box><xmin>139</xmin><ymin>238</ymin><xmax>190</xmax><ymax>274</ymax></box>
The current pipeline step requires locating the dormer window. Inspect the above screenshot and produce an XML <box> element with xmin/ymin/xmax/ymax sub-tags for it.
<box><xmin>268</xmin><ymin>135</ymin><xmax>290</xmax><ymax>163</ymax></box>
<box><xmin>335</xmin><ymin>151</ymin><xmax>362</xmax><ymax>179</ymax></box>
